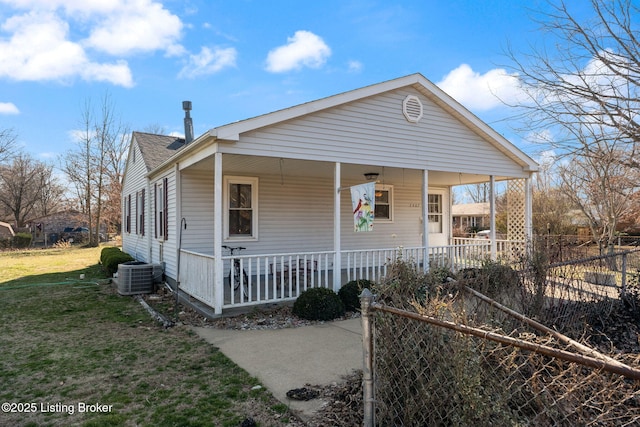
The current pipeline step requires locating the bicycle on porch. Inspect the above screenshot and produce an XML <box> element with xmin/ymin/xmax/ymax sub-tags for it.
<box><xmin>222</xmin><ymin>245</ymin><xmax>249</xmax><ymax>299</ymax></box>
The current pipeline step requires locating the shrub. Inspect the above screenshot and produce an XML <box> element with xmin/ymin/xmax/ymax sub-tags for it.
<box><xmin>293</xmin><ymin>287</ymin><xmax>345</xmax><ymax>321</ymax></box>
<box><xmin>100</xmin><ymin>247</ymin><xmax>121</xmax><ymax>264</ymax></box>
<box><xmin>13</xmin><ymin>232</ymin><xmax>32</xmax><ymax>248</ymax></box>
<box><xmin>101</xmin><ymin>248</ymin><xmax>134</xmax><ymax>275</ymax></box>
<box><xmin>339</xmin><ymin>279</ymin><xmax>375</xmax><ymax>311</ymax></box>
<box><xmin>0</xmin><ymin>237</ymin><xmax>11</xmax><ymax>249</ymax></box>
<box><xmin>457</xmin><ymin>260</ymin><xmax>518</xmax><ymax>299</ymax></box>
<box><xmin>428</xmin><ymin>265</ymin><xmax>454</xmax><ymax>285</ymax></box>
<box><xmin>375</xmin><ymin>260</ymin><xmax>431</xmax><ymax>308</ymax></box>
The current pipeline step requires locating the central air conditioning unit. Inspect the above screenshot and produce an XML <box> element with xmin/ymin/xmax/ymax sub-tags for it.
<box><xmin>116</xmin><ymin>261</ymin><xmax>154</xmax><ymax>295</ymax></box>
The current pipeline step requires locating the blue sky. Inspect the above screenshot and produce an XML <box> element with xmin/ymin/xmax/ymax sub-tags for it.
<box><xmin>0</xmin><ymin>0</ymin><xmax>573</xmax><ymax>161</ymax></box>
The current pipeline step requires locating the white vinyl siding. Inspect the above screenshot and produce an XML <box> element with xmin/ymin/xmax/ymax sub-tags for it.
<box><xmin>180</xmin><ymin>168</ymin><xmax>214</xmax><ymax>253</ymax></box>
<box><xmin>121</xmin><ymin>140</ymin><xmax>149</xmax><ymax>262</ymax></box>
<box><xmin>149</xmin><ymin>172</ymin><xmax>177</xmax><ymax>280</ymax></box>
<box><xmin>223</xmin><ymin>88</ymin><xmax>528</xmax><ymax>179</ymax></box>
<box><xmin>178</xmin><ymin>171</ymin><xmax>449</xmax><ymax>256</ymax></box>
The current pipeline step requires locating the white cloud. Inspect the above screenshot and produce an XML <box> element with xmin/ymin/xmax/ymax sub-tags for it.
<box><xmin>81</xmin><ymin>60</ymin><xmax>133</xmax><ymax>87</ymax></box>
<box><xmin>437</xmin><ymin>64</ymin><xmax>524</xmax><ymax>111</ymax></box>
<box><xmin>0</xmin><ymin>102</ymin><xmax>19</xmax><ymax>114</ymax></box>
<box><xmin>0</xmin><ymin>0</ymin><xmax>185</xmax><ymax>86</ymax></box>
<box><xmin>0</xmin><ymin>11</ymin><xmax>133</xmax><ymax>87</ymax></box>
<box><xmin>265</xmin><ymin>30</ymin><xmax>331</xmax><ymax>73</ymax></box>
<box><xmin>348</xmin><ymin>60</ymin><xmax>363</xmax><ymax>73</ymax></box>
<box><xmin>83</xmin><ymin>1</ymin><xmax>184</xmax><ymax>56</ymax></box>
<box><xmin>178</xmin><ymin>46</ymin><xmax>237</xmax><ymax>79</ymax></box>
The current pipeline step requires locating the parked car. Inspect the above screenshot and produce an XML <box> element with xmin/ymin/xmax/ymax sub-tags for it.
<box><xmin>61</xmin><ymin>227</ymin><xmax>105</xmax><ymax>242</ymax></box>
<box><xmin>475</xmin><ymin>230</ymin><xmax>506</xmax><ymax>239</ymax></box>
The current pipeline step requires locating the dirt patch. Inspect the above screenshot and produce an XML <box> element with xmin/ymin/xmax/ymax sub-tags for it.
<box><xmin>142</xmin><ymin>284</ymin><xmax>361</xmax><ymax>330</ymax></box>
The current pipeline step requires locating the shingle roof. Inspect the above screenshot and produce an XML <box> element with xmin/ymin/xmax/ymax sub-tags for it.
<box><xmin>133</xmin><ymin>132</ymin><xmax>186</xmax><ymax>172</ymax></box>
<box><xmin>451</xmin><ymin>202</ymin><xmax>490</xmax><ymax>216</ymax></box>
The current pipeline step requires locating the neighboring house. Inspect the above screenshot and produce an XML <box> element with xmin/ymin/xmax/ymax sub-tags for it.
<box><xmin>452</xmin><ymin>202</ymin><xmax>490</xmax><ymax>233</ymax></box>
<box><xmin>121</xmin><ymin>73</ymin><xmax>538</xmax><ymax>315</ymax></box>
<box><xmin>26</xmin><ymin>210</ymin><xmax>86</xmax><ymax>245</ymax></box>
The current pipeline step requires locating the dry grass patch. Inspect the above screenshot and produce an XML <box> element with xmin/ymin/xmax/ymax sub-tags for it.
<box><xmin>0</xmin><ymin>247</ymin><xmax>302</xmax><ymax>426</ymax></box>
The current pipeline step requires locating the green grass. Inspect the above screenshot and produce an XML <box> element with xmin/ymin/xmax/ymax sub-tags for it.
<box><xmin>0</xmin><ymin>246</ymin><xmax>298</xmax><ymax>426</ymax></box>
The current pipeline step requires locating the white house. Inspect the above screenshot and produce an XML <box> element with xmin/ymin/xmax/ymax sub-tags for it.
<box><xmin>121</xmin><ymin>73</ymin><xmax>538</xmax><ymax>315</ymax></box>
<box><xmin>452</xmin><ymin>202</ymin><xmax>491</xmax><ymax>233</ymax></box>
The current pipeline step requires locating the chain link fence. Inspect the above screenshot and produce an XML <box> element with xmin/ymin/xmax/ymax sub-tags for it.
<box><xmin>361</xmin><ymin>250</ymin><xmax>640</xmax><ymax>426</ymax></box>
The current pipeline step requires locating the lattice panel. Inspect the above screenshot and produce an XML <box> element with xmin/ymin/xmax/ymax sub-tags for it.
<box><xmin>507</xmin><ymin>179</ymin><xmax>525</xmax><ymax>243</ymax></box>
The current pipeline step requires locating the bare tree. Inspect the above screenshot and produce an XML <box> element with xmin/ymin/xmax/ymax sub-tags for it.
<box><xmin>509</xmin><ymin>0</ymin><xmax>640</xmax><ymax>159</ymax></box>
<box><xmin>0</xmin><ymin>154</ymin><xmax>58</xmax><ymax>227</ymax></box>
<box><xmin>63</xmin><ymin>93</ymin><xmax>129</xmax><ymax>246</ymax></box>
<box><xmin>558</xmin><ymin>138</ymin><xmax>639</xmax><ymax>254</ymax></box>
<box><xmin>143</xmin><ymin>123</ymin><xmax>167</xmax><ymax>135</ymax></box>
<box><xmin>34</xmin><ymin>164</ymin><xmax>66</xmax><ymax>218</ymax></box>
<box><xmin>464</xmin><ymin>182</ymin><xmax>491</xmax><ymax>203</ymax></box>
<box><xmin>507</xmin><ymin>0</ymin><xmax>640</xmax><ymax>247</ymax></box>
<box><xmin>531</xmin><ymin>154</ymin><xmax>577</xmax><ymax>236</ymax></box>
<box><xmin>0</xmin><ymin>128</ymin><xmax>17</xmax><ymax>164</ymax></box>
<box><xmin>103</xmin><ymin>124</ymin><xmax>130</xmax><ymax>234</ymax></box>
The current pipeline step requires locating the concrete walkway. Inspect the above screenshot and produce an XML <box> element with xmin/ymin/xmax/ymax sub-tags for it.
<box><xmin>192</xmin><ymin>318</ymin><xmax>362</xmax><ymax>420</ymax></box>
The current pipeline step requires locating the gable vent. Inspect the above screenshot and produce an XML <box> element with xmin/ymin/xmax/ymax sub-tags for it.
<box><xmin>402</xmin><ymin>95</ymin><xmax>423</xmax><ymax>123</ymax></box>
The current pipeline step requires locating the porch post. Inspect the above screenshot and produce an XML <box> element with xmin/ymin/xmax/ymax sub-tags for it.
<box><xmin>334</xmin><ymin>162</ymin><xmax>341</xmax><ymax>292</ymax></box>
<box><xmin>489</xmin><ymin>175</ymin><xmax>497</xmax><ymax>261</ymax></box>
<box><xmin>525</xmin><ymin>175</ymin><xmax>533</xmax><ymax>251</ymax></box>
<box><xmin>175</xmin><ymin>163</ymin><xmax>182</xmax><ymax>267</ymax></box>
<box><xmin>422</xmin><ymin>169</ymin><xmax>429</xmax><ymax>272</ymax></box>
<box><xmin>213</xmin><ymin>151</ymin><xmax>224</xmax><ymax>314</ymax></box>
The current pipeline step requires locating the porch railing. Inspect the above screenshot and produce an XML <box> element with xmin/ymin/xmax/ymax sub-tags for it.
<box><xmin>178</xmin><ymin>249</ymin><xmax>215</xmax><ymax>307</ymax></box>
<box><xmin>343</xmin><ymin>243</ymin><xmax>502</xmax><ymax>283</ymax></box>
<box><xmin>178</xmin><ymin>241</ymin><xmax>526</xmax><ymax>312</ymax></box>
<box><xmin>222</xmin><ymin>251</ymin><xmax>335</xmax><ymax>308</ymax></box>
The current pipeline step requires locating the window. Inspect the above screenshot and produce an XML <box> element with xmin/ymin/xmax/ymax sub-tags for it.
<box><xmin>135</xmin><ymin>192</ymin><xmax>138</xmax><ymax>235</ymax></box>
<box><xmin>374</xmin><ymin>185</ymin><xmax>393</xmax><ymax>221</ymax></box>
<box><xmin>125</xmin><ymin>195</ymin><xmax>131</xmax><ymax>233</ymax></box>
<box><xmin>428</xmin><ymin>194</ymin><xmax>443</xmax><ymax>233</ymax></box>
<box><xmin>155</xmin><ymin>178</ymin><xmax>168</xmax><ymax>240</ymax></box>
<box><xmin>137</xmin><ymin>189</ymin><xmax>145</xmax><ymax>236</ymax></box>
<box><xmin>225</xmin><ymin>176</ymin><xmax>258</xmax><ymax>240</ymax></box>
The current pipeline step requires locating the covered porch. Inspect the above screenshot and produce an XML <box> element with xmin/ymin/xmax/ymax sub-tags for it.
<box><xmin>179</xmin><ymin>241</ymin><xmax>520</xmax><ymax>311</ymax></box>
<box><xmin>175</xmin><ymin>153</ymin><xmax>530</xmax><ymax>314</ymax></box>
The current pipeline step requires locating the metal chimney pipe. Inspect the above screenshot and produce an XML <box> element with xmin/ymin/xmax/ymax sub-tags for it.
<box><xmin>182</xmin><ymin>101</ymin><xmax>194</xmax><ymax>144</ymax></box>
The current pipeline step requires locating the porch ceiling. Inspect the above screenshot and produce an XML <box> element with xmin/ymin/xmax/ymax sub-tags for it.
<box><xmin>185</xmin><ymin>154</ymin><xmax>509</xmax><ymax>186</ymax></box>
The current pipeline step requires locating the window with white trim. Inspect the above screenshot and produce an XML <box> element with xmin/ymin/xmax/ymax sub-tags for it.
<box><xmin>224</xmin><ymin>176</ymin><xmax>258</xmax><ymax>240</ymax></box>
<box><xmin>374</xmin><ymin>185</ymin><xmax>393</xmax><ymax>221</ymax></box>
<box><xmin>125</xmin><ymin>195</ymin><xmax>131</xmax><ymax>233</ymax></box>
<box><xmin>428</xmin><ymin>194</ymin><xmax>443</xmax><ymax>233</ymax></box>
<box><xmin>155</xmin><ymin>178</ymin><xmax>168</xmax><ymax>240</ymax></box>
<box><xmin>136</xmin><ymin>189</ymin><xmax>145</xmax><ymax>236</ymax></box>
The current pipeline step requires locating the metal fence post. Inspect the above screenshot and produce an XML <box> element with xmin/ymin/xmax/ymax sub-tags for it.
<box><xmin>621</xmin><ymin>252</ymin><xmax>628</xmax><ymax>298</ymax></box>
<box><xmin>361</xmin><ymin>288</ymin><xmax>375</xmax><ymax>427</ymax></box>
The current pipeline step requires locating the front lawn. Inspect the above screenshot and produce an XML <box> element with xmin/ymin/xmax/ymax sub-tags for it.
<box><xmin>0</xmin><ymin>246</ymin><xmax>299</xmax><ymax>426</ymax></box>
